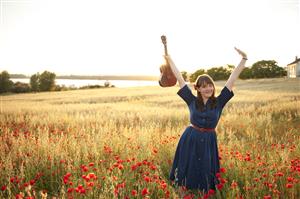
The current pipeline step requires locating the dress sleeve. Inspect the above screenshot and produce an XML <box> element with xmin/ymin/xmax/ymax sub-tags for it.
<box><xmin>177</xmin><ymin>84</ymin><xmax>195</xmax><ymax>105</ymax></box>
<box><xmin>217</xmin><ymin>86</ymin><xmax>234</xmax><ymax>109</ymax></box>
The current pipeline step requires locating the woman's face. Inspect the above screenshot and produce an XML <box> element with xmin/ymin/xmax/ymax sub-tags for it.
<box><xmin>195</xmin><ymin>83</ymin><xmax>214</xmax><ymax>99</ymax></box>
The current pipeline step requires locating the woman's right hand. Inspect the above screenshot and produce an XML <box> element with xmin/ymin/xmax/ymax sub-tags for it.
<box><xmin>234</xmin><ymin>47</ymin><xmax>247</xmax><ymax>59</ymax></box>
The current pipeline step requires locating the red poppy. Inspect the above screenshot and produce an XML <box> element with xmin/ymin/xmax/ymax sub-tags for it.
<box><xmin>287</xmin><ymin>177</ymin><xmax>294</xmax><ymax>182</ymax></box>
<box><xmin>216</xmin><ymin>183</ymin><xmax>224</xmax><ymax>190</ymax></box>
<box><xmin>67</xmin><ymin>188</ymin><xmax>74</xmax><ymax>193</ymax></box>
<box><xmin>141</xmin><ymin>188</ymin><xmax>149</xmax><ymax>196</ymax></box>
<box><xmin>263</xmin><ymin>195</ymin><xmax>271</xmax><ymax>199</ymax></box>
<box><xmin>89</xmin><ymin>162</ymin><xmax>95</xmax><ymax>167</ymax></box>
<box><xmin>131</xmin><ymin>190</ymin><xmax>137</xmax><ymax>196</ymax></box>
<box><xmin>231</xmin><ymin>181</ymin><xmax>238</xmax><ymax>189</ymax></box>
<box><xmin>286</xmin><ymin>183</ymin><xmax>293</xmax><ymax>188</ymax></box>
<box><xmin>144</xmin><ymin>176</ymin><xmax>151</xmax><ymax>183</ymax></box>
<box><xmin>1</xmin><ymin>185</ymin><xmax>6</xmax><ymax>191</ymax></box>
<box><xmin>208</xmin><ymin>189</ymin><xmax>215</xmax><ymax>195</ymax></box>
<box><xmin>219</xmin><ymin>167</ymin><xmax>226</xmax><ymax>173</ymax></box>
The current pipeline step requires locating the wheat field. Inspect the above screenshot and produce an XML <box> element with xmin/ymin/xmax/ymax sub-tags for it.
<box><xmin>0</xmin><ymin>78</ymin><xmax>299</xmax><ymax>199</ymax></box>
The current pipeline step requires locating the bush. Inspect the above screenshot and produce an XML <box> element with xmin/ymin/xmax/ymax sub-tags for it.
<box><xmin>11</xmin><ymin>82</ymin><xmax>31</xmax><ymax>93</ymax></box>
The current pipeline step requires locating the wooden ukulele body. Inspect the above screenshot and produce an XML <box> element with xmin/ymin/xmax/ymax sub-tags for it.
<box><xmin>158</xmin><ymin>35</ymin><xmax>177</xmax><ymax>87</ymax></box>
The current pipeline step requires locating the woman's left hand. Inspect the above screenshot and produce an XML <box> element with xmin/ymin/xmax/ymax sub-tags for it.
<box><xmin>234</xmin><ymin>47</ymin><xmax>247</xmax><ymax>59</ymax></box>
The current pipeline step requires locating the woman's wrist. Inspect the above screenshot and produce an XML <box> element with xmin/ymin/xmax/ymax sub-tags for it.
<box><xmin>242</xmin><ymin>57</ymin><xmax>248</xmax><ymax>60</ymax></box>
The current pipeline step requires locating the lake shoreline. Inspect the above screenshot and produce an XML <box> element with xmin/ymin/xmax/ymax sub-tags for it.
<box><xmin>10</xmin><ymin>75</ymin><xmax>159</xmax><ymax>81</ymax></box>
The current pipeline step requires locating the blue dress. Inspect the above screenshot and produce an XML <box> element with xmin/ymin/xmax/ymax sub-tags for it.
<box><xmin>169</xmin><ymin>84</ymin><xmax>234</xmax><ymax>191</ymax></box>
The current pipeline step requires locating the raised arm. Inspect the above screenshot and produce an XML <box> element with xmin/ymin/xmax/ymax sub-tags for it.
<box><xmin>225</xmin><ymin>47</ymin><xmax>247</xmax><ymax>91</ymax></box>
<box><xmin>164</xmin><ymin>55</ymin><xmax>186</xmax><ymax>88</ymax></box>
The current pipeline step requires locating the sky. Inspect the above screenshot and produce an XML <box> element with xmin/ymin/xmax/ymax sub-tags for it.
<box><xmin>0</xmin><ymin>0</ymin><xmax>299</xmax><ymax>76</ymax></box>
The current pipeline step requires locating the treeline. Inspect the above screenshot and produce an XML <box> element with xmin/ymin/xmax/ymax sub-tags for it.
<box><xmin>185</xmin><ymin>60</ymin><xmax>287</xmax><ymax>82</ymax></box>
<box><xmin>56</xmin><ymin>75</ymin><xmax>158</xmax><ymax>81</ymax></box>
<box><xmin>0</xmin><ymin>60</ymin><xmax>287</xmax><ymax>94</ymax></box>
<box><xmin>9</xmin><ymin>74</ymin><xmax>158</xmax><ymax>80</ymax></box>
<box><xmin>0</xmin><ymin>71</ymin><xmax>114</xmax><ymax>94</ymax></box>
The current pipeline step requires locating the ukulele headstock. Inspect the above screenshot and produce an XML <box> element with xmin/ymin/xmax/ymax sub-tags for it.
<box><xmin>161</xmin><ymin>35</ymin><xmax>168</xmax><ymax>56</ymax></box>
<box><xmin>161</xmin><ymin>35</ymin><xmax>167</xmax><ymax>45</ymax></box>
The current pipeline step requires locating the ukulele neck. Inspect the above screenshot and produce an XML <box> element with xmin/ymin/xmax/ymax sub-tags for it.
<box><xmin>161</xmin><ymin>35</ymin><xmax>168</xmax><ymax>56</ymax></box>
<box><xmin>163</xmin><ymin>44</ymin><xmax>168</xmax><ymax>56</ymax></box>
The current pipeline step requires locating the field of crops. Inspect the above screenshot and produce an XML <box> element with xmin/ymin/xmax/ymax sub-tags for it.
<box><xmin>0</xmin><ymin>78</ymin><xmax>299</xmax><ymax>199</ymax></box>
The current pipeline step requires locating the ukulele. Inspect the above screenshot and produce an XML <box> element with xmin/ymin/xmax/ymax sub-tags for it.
<box><xmin>158</xmin><ymin>35</ymin><xmax>177</xmax><ymax>87</ymax></box>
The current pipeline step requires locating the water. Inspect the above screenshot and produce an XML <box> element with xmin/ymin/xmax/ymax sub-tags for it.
<box><xmin>11</xmin><ymin>78</ymin><xmax>159</xmax><ymax>88</ymax></box>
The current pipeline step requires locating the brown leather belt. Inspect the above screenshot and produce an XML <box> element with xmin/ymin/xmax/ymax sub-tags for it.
<box><xmin>190</xmin><ymin>124</ymin><xmax>215</xmax><ymax>132</ymax></box>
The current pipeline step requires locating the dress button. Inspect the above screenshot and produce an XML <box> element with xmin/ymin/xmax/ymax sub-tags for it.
<box><xmin>198</xmin><ymin>158</ymin><xmax>201</xmax><ymax>160</ymax></box>
<box><xmin>201</xmin><ymin>139</ymin><xmax>204</xmax><ymax>142</ymax></box>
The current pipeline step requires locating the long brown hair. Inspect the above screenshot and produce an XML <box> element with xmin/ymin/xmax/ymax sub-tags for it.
<box><xmin>194</xmin><ymin>74</ymin><xmax>217</xmax><ymax>111</ymax></box>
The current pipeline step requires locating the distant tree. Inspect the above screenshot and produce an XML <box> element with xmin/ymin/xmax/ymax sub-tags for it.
<box><xmin>12</xmin><ymin>82</ymin><xmax>31</xmax><ymax>93</ymax></box>
<box><xmin>189</xmin><ymin>69</ymin><xmax>206</xmax><ymax>83</ymax></box>
<box><xmin>227</xmin><ymin>64</ymin><xmax>235</xmax><ymax>72</ymax></box>
<box><xmin>30</xmin><ymin>73</ymin><xmax>40</xmax><ymax>92</ymax></box>
<box><xmin>273</xmin><ymin>65</ymin><xmax>287</xmax><ymax>77</ymax></box>
<box><xmin>251</xmin><ymin>60</ymin><xmax>286</xmax><ymax>78</ymax></box>
<box><xmin>39</xmin><ymin>71</ymin><xmax>56</xmax><ymax>91</ymax></box>
<box><xmin>207</xmin><ymin>66</ymin><xmax>231</xmax><ymax>81</ymax></box>
<box><xmin>181</xmin><ymin>71</ymin><xmax>188</xmax><ymax>82</ymax></box>
<box><xmin>240</xmin><ymin>67</ymin><xmax>253</xmax><ymax>79</ymax></box>
<box><xmin>0</xmin><ymin>71</ymin><xmax>14</xmax><ymax>93</ymax></box>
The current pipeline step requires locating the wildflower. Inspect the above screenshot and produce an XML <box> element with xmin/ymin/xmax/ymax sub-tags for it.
<box><xmin>1</xmin><ymin>185</ymin><xmax>6</xmax><ymax>191</ymax></box>
<box><xmin>141</xmin><ymin>188</ymin><xmax>149</xmax><ymax>196</ymax></box>
<box><xmin>60</xmin><ymin>159</ymin><xmax>66</xmax><ymax>164</ymax></box>
<box><xmin>286</xmin><ymin>183</ymin><xmax>293</xmax><ymax>188</ymax></box>
<box><xmin>80</xmin><ymin>188</ymin><xmax>86</xmax><ymax>194</ymax></box>
<box><xmin>152</xmin><ymin>148</ymin><xmax>158</xmax><ymax>154</ymax></box>
<box><xmin>87</xmin><ymin>182</ymin><xmax>94</xmax><ymax>187</ymax></box>
<box><xmin>29</xmin><ymin>180</ymin><xmax>35</xmax><ymax>185</ymax></box>
<box><xmin>114</xmin><ymin>188</ymin><xmax>119</xmax><ymax>196</ymax></box>
<box><xmin>144</xmin><ymin>176</ymin><xmax>151</xmax><ymax>183</ymax></box>
<box><xmin>117</xmin><ymin>182</ymin><xmax>125</xmax><ymax>189</ymax></box>
<box><xmin>231</xmin><ymin>181</ymin><xmax>238</xmax><ymax>189</ymax></box>
<box><xmin>88</xmin><ymin>162</ymin><xmax>95</xmax><ymax>167</ymax></box>
<box><xmin>118</xmin><ymin>164</ymin><xmax>124</xmax><ymax>170</ymax></box>
<box><xmin>219</xmin><ymin>167</ymin><xmax>226</xmax><ymax>173</ymax></box>
<box><xmin>208</xmin><ymin>189</ymin><xmax>215</xmax><ymax>196</ymax></box>
<box><xmin>263</xmin><ymin>195</ymin><xmax>271</xmax><ymax>199</ymax></box>
<box><xmin>276</xmin><ymin>172</ymin><xmax>284</xmax><ymax>177</ymax></box>
<box><xmin>81</xmin><ymin>165</ymin><xmax>89</xmax><ymax>172</ymax></box>
<box><xmin>183</xmin><ymin>194</ymin><xmax>194</xmax><ymax>199</ymax></box>
<box><xmin>67</xmin><ymin>188</ymin><xmax>74</xmax><ymax>193</ymax></box>
<box><xmin>287</xmin><ymin>177</ymin><xmax>294</xmax><ymax>182</ymax></box>
<box><xmin>244</xmin><ymin>155</ymin><xmax>251</xmax><ymax>161</ymax></box>
<box><xmin>220</xmin><ymin>178</ymin><xmax>227</xmax><ymax>184</ymax></box>
<box><xmin>15</xmin><ymin>193</ymin><xmax>24</xmax><ymax>199</ymax></box>
<box><xmin>268</xmin><ymin>183</ymin><xmax>273</xmax><ymax>189</ymax></box>
<box><xmin>150</xmin><ymin>165</ymin><xmax>157</xmax><ymax>170</ymax></box>
<box><xmin>131</xmin><ymin>190</ymin><xmax>137</xmax><ymax>196</ymax></box>
<box><xmin>87</xmin><ymin>173</ymin><xmax>97</xmax><ymax>180</ymax></box>
<box><xmin>160</xmin><ymin>181</ymin><xmax>167</xmax><ymax>190</ymax></box>
<box><xmin>253</xmin><ymin>178</ymin><xmax>260</xmax><ymax>182</ymax></box>
<box><xmin>131</xmin><ymin>164</ymin><xmax>138</xmax><ymax>171</ymax></box>
<box><xmin>165</xmin><ymin>190</ymin><xmax>170</xmax><ymax>198</ymax></box>
<box><xmin>216</xmin><ymin>183</ymin><xmax>224</xmax><ymax>190</ymax></box>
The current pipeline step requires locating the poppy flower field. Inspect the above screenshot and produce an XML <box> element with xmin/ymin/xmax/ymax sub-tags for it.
<box><xmin>0</xmin><ymin>78</ymin><xmax>299</xmax><ymax>198</ymax></box>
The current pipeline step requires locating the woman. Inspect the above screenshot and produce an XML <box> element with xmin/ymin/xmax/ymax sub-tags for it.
<box><xmin>165</xmin><ymin>47</ymin><xmax>247</xmax><ymax>193</ymax></box>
